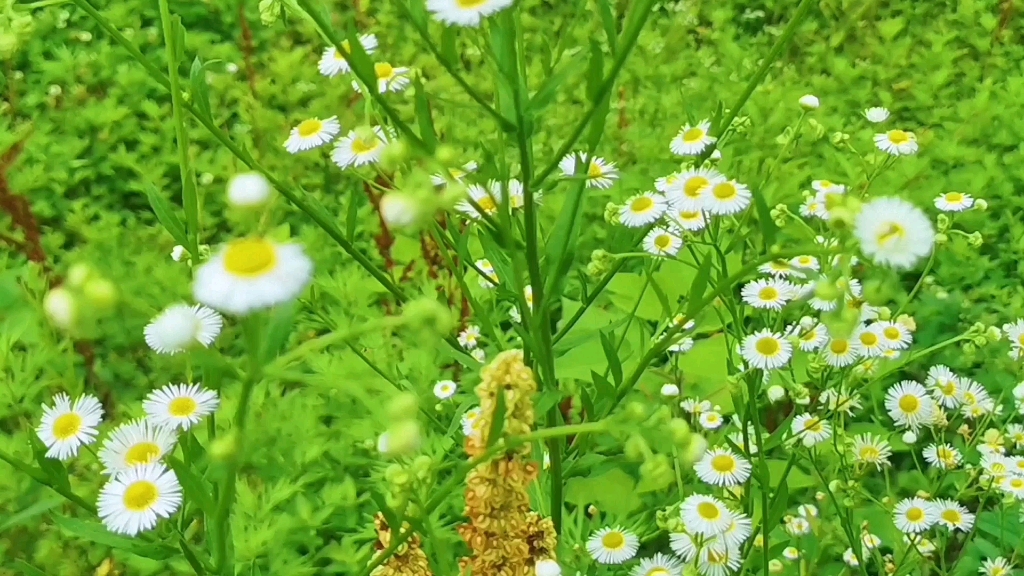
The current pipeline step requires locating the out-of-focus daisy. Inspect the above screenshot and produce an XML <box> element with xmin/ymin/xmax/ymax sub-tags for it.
<box><xmin>843</xmin><ymin>548</ymin><xmax>860</xmax><ymax>567</ymax></box>
<box><xmin>850</xmin><ymin>434</ymin><xmax>892</xmax><ymax>469</ymax></box>
<box><xmin>681</xmin><ymin>494</ymin><xmax>733</xmax><ymax>536</ymax></box>
<box><xmin>785</xmin><ymin>516</ymin><xmax>811</xmax><ymax>536</ymax></box>
<box><xmin>885</xmin><ymin>381</ymin><xmax>935</xmax><ymax>430</ymax></box>
<box><xmin>193</xmin><ymin>238</ymin><xmax>313</xmax><ymax>316</ymax></box>
<box><xmin>819</xmin><ymin>385</ymin><xmax>863</xmax><ymax>415</ymax></box>
<box><xmin>36</xmin><ymin>393</ymin><xmax>104</xmax><ymax>461</ymax></box>
<box><xmin>800</xmin><ymin>197</ymin><xmax>828</xmax><ymax>219</ymax></box>
<box><xmin>704</xmin><ymin>180</ymin><xmax>752</xmax><ymax>215</ymax></box>
<box><xmin>227</xmin><ymin>172</ymin><xmax>273</xmax><ymax>208</ymax></box>
<box><xmin>284</xmin><ymin>116</ymin><xmax>341</xmax><ymax>154</ymax></box>
<box><xmin>923</xmin><ymin>443</ymin><xmax>962</xmax><ymax>470</ymax></box>
<box><xmin>586</xmin><ymin>526</ymin><xmax>640</xmax><ymax>564</ymax></box>
<box><xmin>864</xmin><ymin>107</ymin><xmax>890</xmax><ymax>123</ymax></box>
<box><xmin>790</xmin><ymin>255</ymin><xmax>819</xmax><ymax>271</ymax></box>
<box><xmin>655</xmin><ymin>172</ymin><xmax>681</xmax><ymax>193</ymax></box>
<box><xmin>854</xmin><ymin>197</ymin><xmax>935</xmax><ymax>270</ymax></box>
<box><xmin>694</xmin><ymin>447</ymin><xmax>751</xmax><ymax>487</ymax></box>
<box><xmin>536</xmin><ymin>559</ymin><xmax>560</xmax><ymax>576</ymax></box>
<box><xmin>332</xmin><ymin>126</ymin><xmax>389</xmax><ymax>169</ymax></box>
<box><xmin>473</xmin><ymin>259</ymin><xmax>498</xmax><ymax>288</ymax></box>
<box><xmin>433</xmin><ymin>379</ymin><xmax>457</xmax><ymax>400</ymax></box>
<box><xmin>97</xmin><ymin>463</ymin><xmax>182</xmax><ymax>536</ymax></box>
<box><xmin>668</xmin><ymin>209</ymin><xmax>707</xmax><ymax>232</ymax></box>
<box><xmin>791</xmin><ymin>413</ymin><xmax>832</xmax><ymax>446</ymax></box>
<box><xmin>670</xmin><ymin>120</ymin><xmax>716</xmax><ymax>156</ymax></box>
<box><xmin>669</xmin><ymin>532</ymin><xmax>699</xmax><ymax>562</ymax></box>
<box><xmin>700</xmin><ymin>546</ymin><xmax>741</xmax><ymax>575</ymax></box>
<box><xmin>741</xmin><ymin>329</ymin><xmax>792</xmax><ymax>370</ymax></box>
<box><xmin>98</xmin><ymin>419</ymin><xmax>178</xmax><ymax>476</ymax></box>
<box><xmin>461</xmin><ymin>407</ymin><xmax>484</xmax><ymax>437</ymax></box>
<box><xmin>980</xmin><ymin>557</ymin><xmax>1013</xmax><ymax>576</ymax></box>
<box><xmin>935</xmin><ymin>499</ymin><xmax>974</xmax><ymax>532</ymax></box>
<box><xmin>741</xmin><ymin>278</ymin><xmax>796</xmax><ymax>311</ymax></box>
<box><xmin>811</xmin><ymin>180</ymin><xmax>845</xmax><ymax>194</ymax></box>
<box><xmin>758</xmin><ymin>259</ymin><xmax>797</xmax><ymax>278</ymax></box>
<box><xmin>142</xmin><ymin>383</ymin><xmax>219</xmax><ymax>431</ymax></box>
<box><xmin>681</xmin><ymin>398</ymin><xmax>711</xmax><ymax>415</ymax></box>
<box><xmin>619</xmin><ymin>192</ymin><xmax>667</xmax><ymax>227</ymax></box>
<box><xmin>143</xmin><ymin>303</ymin><xmax>223</xmax><ymax>355</ymax></box>
<box><xmin>643</xmin><ymin>228</ymin><xmax>683</xmax><ymax>257</ymax></box>
<box><xmin>431</xmin><ymin>162</ymin><xmax>479</xmax><ymax>187</ymax></box>
<box><xmin>822</xmin><ymin>336</ymin><xmax>860</xmax><ymax>367</ymax></box>
<box><xmin>699</xmin><ymin>411</ymin><xmax>724</xmax><ymax>430</ymax></box>
<box><xmin>354</xmin><ymin>62</ymin><xmax>411</xmax><ymax>94</ymax></box>
<box><xmin>457</xmin><ymin>183</ymin><xmax>502</xmax><ymax>219</ymax></box>
<box><xmin>426</xmin><ymin>0</ymin><xmax>513</xmax><ymax>27</ymax></box>
<box><xmin>559</xmin><ymin>153</ymin><xmax>618</xmax><ymax>189</ymax></box>
<box><xmin>893</xmin><ymin>498</ymin><xmax>938</xmax><ymax>534</ymax></box>
<box><xmin>317</xmin><ymin>34</ymin><xmax>378</xmax><ymax>77</ymax></box>
<box><xmin>457</xmin><ymin>325</ymin><xmax>481</xmax><ymax>349</ymax></box>
<box><xmin>926</xmin><ymin>365</ymin><xmax>961</xmax><ymax>408</ymax></box>
<box><xmin>631</xmin><ymin>553</ymin><xmax>683</xmax><ymax>576</ymax></box>
<box><xmin>934</xmin><ymin>191</ymin><xmax>974</xmax><ymax>212</ymax></box>
<box><xmin>665</xmin><ymin>168</ymin><xmax>724</xmax><ymax>212</ymax></box>
<box><xmin>874</xmin><ymin>129</ymin><xmax>919</xmax><ymax>156</ymax></box>
<box><xmin>793</xmin><ymin>322</ymin><xmax>828</xmax><ymax>352</ymax></box>
<box><xmin>667</xmin><ymin>334</ymin><xmax>694</xmax><ymax>353</ymax></box>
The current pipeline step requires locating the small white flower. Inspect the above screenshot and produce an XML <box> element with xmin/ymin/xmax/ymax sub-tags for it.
<box><xmin>798</xmin><ymin>94</ymin><xmax>819</xmax><ymax>109</ymax></box>
<box><xmin>283</xmin><ymin>116</ymin><xmax>341</xmax><ymax>154</ymax></box>
<box><xmin>664</xmin><ymin>168</ymin><xmax>725</xmax><ymax>212</ymax></box>
<box><xmin>740</xmin><ymin>329</ymin><xmax>792</xmax><ymax>371</ymax></box>
<box><xmin>142</xmin><ymin>383</ymin><xmax>220</xmax><ymax>431</ymax></box>
<box><xmin>353</xmin><ymin>62</ymin><xmax>412</xmax><ymax>94</ymax></box>
<box><xmin>874</xmin><ymin>129</ymin><xmax>919</xmax><ymax>156</ymax></box>
<box><xmin>332</xmin><ymin>126</ymin><xmax>389</xmax><ymax>169</ymax></box>
<box><xmin>680</xmin><ymin>494</ymin><xmax>734</xmax><ymax>536</ymax></box>
<box><xmin>668</xmin><ymin>208</ymin><xmax>707</xmax><ymax>232</ymax></box>
<box><xmin>144</xmin><ymin>304</ymin><xmax>223</xmax><ymax>355</ymax></box>
<box><xmin>620</xmin><ymin>192</ymin><xmax>668</xmax><ymax>227</ymax></box>
<box><xmin>864</xmin><ymin>107</ymin><xmax>890</xmax><ymax>123</ymax></box>
<box><xmin>885</xmin><ymin>380</ymin><xmax>935</xmax><ymax>430</ymax></box>
<box><xmin>934</xmin><ymin>191</ymin><xmax>974</xmax><ymax>212</ymax></box>
<box><xmin>193</xmin><ymin>238</ymin><xmax>313</xmax><ymax>316</ymax></box>
<box><xmin>317</xmin><ymin>35</ymin><xmax>378</xmax><ymax>77</ymax></box>
<box><xmin>43</xmin><ymin>287</ymin><xmax>77</xmax><ymax>330</ymax></box>
<box><xmin>36</xmin><ymin>393</ymin><xmax>104</xmax><ymax>460</ymax></box>
<box><xmin>661</xmin><ymin>384</ymin><xmax>680</xmax><ymax>397</ymax></box>
<box><xmin>630</xmin><ymin>553</ymin><xmax>683</xmax><ymax>576</ymax></box>
<box><xmin>643</xmin><ymin>227</ymin><xmax>683</xmax><ymax>256</ymax></box>
<box><xmin>536</xmin><ymin>559</ymin><xmax>561</xmax><ymax>576</ymax></box>
<box><xmin>791</xmin><ymin>413</ymin><xmax>831</xmax><ymax>446</ymax></box>
<box><xmin>893</xmin><ymin>497</ymin><xmax>938</xmax><ymax>534</ymax></box>
<box><xmin>458</xmin><ymin>325</ymin><xmax>482</xmax><ymax>349</ymax></box>
<box><xmin>699</xmin><ymin>411</ymin><xmax>724</xmax><ymax>430</ymax></box>
<box><xmin>741</xmin><ymin>278</ymin><xmax>796</xmax><ymax>310</ymax></box>
<box><xmin>474</xmin><ymin>259</ymin><xmax>498</xmax><ymax>288</ymax></box>
<box><xmin>433</xmin><ymin>380</ymin><xmax>458</xmax><ymax>400</ymax></box>
<box><xmin>98</xmin><ymin>419</ymin><xmax>178</xmax><ymax>476</ymax></box>
<box><xmin>670</xmin><ymin>120</ymin><xmax>716</xmax><ymax>156</ymax></box>
<box><xmin>559</xmin><ymin>153</ymin><xmax>619</xmax><ymax>189</ymax></box>
<box><xmin>694</xmin><ymin>447</ymin><xmax>752</xmax><ymax>487</ymax></box>
<box><xmin>170</xmin><ymin>245</ymin><xmax>187</xmax><ymax>262</ymax></box>
<box><xmin>97</xmin><ymin>463</ymin><xmax>182</xmax><ymax>536</ymax></box>
<box><xmin>782</xmin><ymin>547</ymin><xmax>800</xmax><ymax>560</ymax></box>
<box><xmin>426</xmin><ymin>0</ymin><xmax>514</xmax><ymax>27</ymax></box>
<box><xmin>227</xmin><ymin>172</ymin><xmax>273</xmax><ymax>208</ymax></box>
<box><xmin>855</xmin><ymin>197</ymin><xmax>935</xmax><ymax>270</ymax></box>
<box><xmin>703</xmin><ymin>179</ymin><xmax>752</xmax><ymax>216</ymax></box>
<box><xmin>586</xmin><ymin>526</ymin><xmax>640</xmax><ymax>564</ymax></box>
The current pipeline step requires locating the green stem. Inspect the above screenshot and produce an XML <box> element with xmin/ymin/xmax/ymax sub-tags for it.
<box><xmin>552</xmin><ymin>259</ymin><xmax>626</xmax><ymax>345</ymax></box>
<box><xmin>0</xmin><ymin>449</ymin><xmax>97</xmax><ymax>514</ymax></box>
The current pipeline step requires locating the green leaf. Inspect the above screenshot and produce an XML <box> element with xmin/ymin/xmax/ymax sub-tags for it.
<box><xmin>565</xmin><ymin>468</ymin><xmax>641</xmax><ymax>515</ymax></box>
<box><xmin>188</xmin><ymin>56</ymin><xmax>219</xmax><ymax>119</ymax></box>
<box><xmin>143</xmin><ymin>184</ymin><xmax>189</xmax><ymax>248</ymax></box>
<box><xmin>752</xmin><ymin>186</ymin><xmax>777</xmax><ymax>248</ymax></box>
<box><xmin>674</xmin><ymin>335</ymin><xmax>732</xmax><ymax>411</ymax></box>
<box><xmin>413</xmin><ymin>77</ymin><xmax>438</xmax><ymax>151</ymax></box>
<box><xmin>585</xmin><ymin>40</ymin><xmax>604</xmax><ymax>103</ymax></box>
<box><xmin>765</xmin><ymin>459</ymin><xmax>814</xmax><ymax>488</ymax></box>
<box><xmin>644</xmin><ymin>266</ymin><xmax>672</xmax><ymax>318</ymax></box>
<box><xmin>0</xmin><ymin>497</ymin><xmax>63</xmax><ymax>532</ymax></box>
<box><xmin>590</xmin><ymin>370</ymin><xmax>616</xmax><ymax>409</ymax></box>
<box><xmin>486</xmin><ymin>385</ymin><xmax>507</xmax><ymax>448</ymax></box>
<box><xmin>182</xmin><ymin>167</ymin><xmax>200</xmax><ymax>251</ymax></box>
<box><xmin>542</xmin><ymin>179</ymin><xmax>588</xmax><ymax>303</ymax></box>
<box><xmin>766</xmin><ymin>480</ymin><xmax>789</xmax><ymax>528</ymax></box>
<box><xmin>599</xmin><ymin>330</ymin><xmax>623</xmax><ymax>386</ymax></box>
<box><xmin>595</xmin><ymin>0</ymin><xmax>617</xmax><ymax>53</ymax></box>
<box><xmin>684</xmin><ymin>252</ymin><xmax>715</xmax><ymax>319</ymax></box>
<box><xmin>440</xmin><ymin>27</ymin><xmax>458</xmax><ymax>66</ymax></box>
<box><xmin>171</xmin><ymin>16</ymin><xmax>185</xmax><ymax>65</ymax></box>
<box><xmin>13</xmin><ymin>561</ymin><xmax>50</xmax><ymax>576</ymax></box>
<box><xmin>31</xmin><ymin>439</ymin><xmax>70</xmax><ymax>491</ymax></box>
<box><xmin>529</xmin><ymin>50</ymin><xmax>586</xmax><ymax>114</ymax></box>
<box><xmin>166</xmin><ymin>456</ymin><xmax>215</xmax><ymax>516</ymax></box>
<box><xmin>52</xmin><ymin>517</ymin><xmax>176</xmax><ymax>559</ymax></box>
<box><xmin>262</xmin><ymin>302</ymin><xmax>297</xmax><ymax>362</ymax></box>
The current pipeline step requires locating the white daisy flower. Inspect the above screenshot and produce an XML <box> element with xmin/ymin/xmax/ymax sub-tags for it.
<box><xmin>668</xmin><ymin>532</ymin><xmax>700</xmax><ymax>562</ymax></box>
<box><xmin>923</xmin><ymin>443</ymin><xmax>961</xmax><ymax>470</ymax></box>
<box><xmin>876</xmin><ymin>320</ymin><xmax>913</xmax><ymax>350</ymax></box>
<box><xmin>741</xmin><ymin>329</ymin><xmax>792</xmax><ymax>371</ymax></box>
<box><xmin>885</xmin><ymin>381</ymin><xmax>935</xmax><ymax>430</ymax></box>
<box><xmin>811</xmin><ymin>180</ymin><xmax>846</xmax><ymax>194</ymax></box>
<box><xmin>935</xmin><ymin>499</ymin><xmax>974</xmax><ymax>532</ymax></box>
<box><xmin>36</xmin><ymin>393</ymin><xmax>104</xmax><ymax>461</ymax></box>
<box><xmin>703</xmin><ymin>180</ymin><xmax>752</xmax><ymax>215</ymax></box>
<box><xmin>426</xmin><ymin>0</ymin><xmax>513</xmax><ymax>27</ymax></box>
<box><xmin>559</xmin><ymin>153</ymin><xmax>618</xmax><ymax>189</ymax></box>
<box><xmin>98</xmin><ymin>419</ymin><xmax>178</xmax><ymax>476</ymax></box>
<box><xmin>431</xmin><ymin>162</ymin><xmax>478</xmax><ymax>187</ymax></box>
<box><xmin>819</xmin><ymin>385</ymin><xmax>863</xmax><ymax>415</ymax></box>
<box><xmin>353</xmin><ymin>62</ymin><xmax>412</xmax><ymax>94</ymax></box>
<box><xmin>893</xmin><ymin>497</ymin><xmax>938</xmax><ymax>534</ymax></box>
<box><xmin>791</xmin><ymin>413</ymin><xmax>831</xmax><ymax>446</ymax></box>
<box><xmin>433</xmin><ymin>379</ymin><xmax>457</xmax><ymax>400</ymax></box>
<box><xmin>474</xmin><ymin>258</ymin><xmax>498</xmax><ymax>287</ymax></box>
<box><xmin>667</xmin><ymin>335</ymin><xmax>694</xmax><ymax>353</ymax></box>
<box><xmin>800</xmin><ymin>198</ymin><xmax>828</xmax><ymax>219</ymax></box>
<box><xmin>980</xmin><ymin>557</ymin><xmax>1013</xmax><ymax>576</ymax></box>
<box><xmin>699</xmin><ymin>411</ymin><xmax>724</xmax><ymax>430</ymax></box>
<box><xmin>317</xmin><ymin>34</ymin><xmax>378</xmax><ymax>77</ymax></box>
<box><xmin>758</xmin><ymin>259</ymin><xmax>798</xmax><ymax>278</ymax></box>
<box><xmin>741</xmin><ymin>278</ymin><xmax>796</xmax><ymax>311</ymax></box>
<box><xmin>785</xmin><ymin>516</ymin><xmax>811</xmax><ymax>536</ymax></box>
<box><xmin>461</xmin><ymin>407</ymin><xmax>484</xmax><ymax>437</ymax></box>
<box><xmin>143</xmin><ymin>303</ymin><xmax>223</xmax><ymax>355</ymax></box>
<box><xmin>193</xmin><ymin>238</ymin><xmax>313</xmax><ymax>316</ymax></box>
<box><xmin>699</xmin><ymin>544</ymin><xmax>742</xmax><ymax>575</ymax></box>
<box><xmin>97</xmin><ymin>462</ymin><xmax>182</xmax><ymax>536</ymax></box>
<box><xmin>926</xmin><ymin>365</ymin><xmax>961</xmax><ymax>408</ymax></box>
<box><xmin>721</xmin><ymin>513</ymin><xmax>753</xmax><ymax>548</ymax></box>
<box><xmin>874</xmin><ymin>129</ymin><xmax>919</xmax><ymax>156</ymax></box>
<box><xmin>670</xmin><ymin>120</ymin><xmax>716</xmax><ymax>156</ymax></box>
<box><xmin>536</xmin><ymin>559</ymin><xmax>561</xmax><ymax>576</ymax></box>
<box><xmin>681</xmin><ymin>398</ymin><xmax>712</xmax><ymax>415</ymax></box>
<box><xmin>500</xmin><ymin>179</ymin><xmax>530</xmax><ymax>210</ymax></box>
<box><xmin>586</xmin><ymin>526</ymin><xmax>640</xmax><ymax>564</ymax></box>
<box><xmin>794</xmin><ymin>322</ymin><xmax>828</xmax><ymax>352</ymax></box>
<box><xmin>668</xmin><ymin>209</ymin><xmax>707</xmax><ymax>232</ymax></box>
<box><xmin>655</xmin><ymin>172</ymin><xmax>681</xmax><ymax>193</ymax></box>
<box><xmin>1002</xmin><ymin>476</ymin><xmax>1024</xmax><ymax>499</ymax></box>
<box><xmin>821</xmin><ymin>336</ymin><xmax>860</xmax><ymax>367</ymax></box>
<box><xmin>694</xmin><ymin>447</ymin><xmax>752</xmax><ymax>487</ymax></box>
<box><xmin>226</xmin><ymin>172</ymin><xmax>273</xmax><ymax>208</ymax></box>
<box><xmin>170</xmin><ymin>245</ymin><xmax>187</xmax><ymax>262</ymax></box>
<box><xmin>853</xmin><ymin>324</ymin><xmax>888</xmax><ymax>358</ymax></box>
<box><xmin>680</xmin><ymin>494</ymin><xmax>733</xmax><ymax>536</ymax></box>
<box><xmin>457</xmin><ymin>183</ymin><xmax>501</xmax><ymax>220</ymax></box>
<box><xmin>631</xmin><ymin>553</ymin><xmax>683</xmax><ymax>576</ymax></box>
<box><xmin>664</xmin><ymin>168</ymin><xmax>725</xmax><ymax>212</ymax></box>
<box><xmin>619</xmin><ymin>192</ymin><xmax>668</xmax><ymax>227</ymax></box>
<box><xmin>959</xmin><ymin>378</ymin><xmax>994</xmax><ymax>416</ymax></box>
<box><xmin>142</xmin><ymin>383</ymin><xmax>219</xmax><ymax>431</ymax></box>
<box><xmin>850</xmin><ymin>434</ymin><xmax>892</xmax><ymax>469</ymax></box>
<box><xmin>457</xmin><ymin>325</ymin><xmax>481</xmax><ymax>349</ymax></box>
<box><xmin>643</xmin><ymin>227</ymin><xmax>683</xmax><ymax>256</ymax></box>
<box><xmin>843</xmin><ymin>548</ymin><xmax>860</xmax><ymax>567</ymax></box>
<box><xmin>790</xmin><ymin>255</ymin><xmax>819</xmax><ymax>271</ymax></box>
<box><xmin>932</xmin><ymin>191</ymin><xmax>974</xmax><ymax>212</ymax></box>
<box><xmin>331</xmin><ymin>126</ymin><xmax>389</xmax><ymax>169</ymax></box>
<box><xmin>283</xmin><ymin>116</ymin><xmax>341</xmax><ymax>154</ymax></box>
<box><xmin>864</xmin><ymin>107</ymin><xmax>890</xmax><ymax>123</ymax></box>
<box><xmin>854</xmin><ymin>197</ymin><xmax>935</xmax><ymax>270</ymax></box>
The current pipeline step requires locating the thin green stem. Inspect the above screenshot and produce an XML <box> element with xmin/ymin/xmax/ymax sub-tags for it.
<box><xmin>553</xmin><ymin>259</ymin><xmax>626</xmax><ymax>344</ymax></box>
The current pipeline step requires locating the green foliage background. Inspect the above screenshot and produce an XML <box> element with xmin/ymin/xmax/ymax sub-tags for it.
<box><xmin>3</xmin><ymin>0</ymin><xmax>1024</xmax><ymax>574</ymax></box>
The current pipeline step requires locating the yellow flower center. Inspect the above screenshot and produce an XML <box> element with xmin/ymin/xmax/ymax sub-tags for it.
<box><xmin>601</xmin><ymin>532</ymin><xmax>625</xmax><ymax>550</ymax></box>
<box><xmin>647</xmin><ymin>570</ymin><xmax>670</xmax><ymax>576</ymax></box>
<box><xmin>819</xmin><ymin>180</ymin><xmax>832</xmax><ymax>188</ymax></box>
<box><xmin>680</xmin><ymin>211</ymin><xmax>701</xmax><ymax>221</ymax></box>
<box><xmin>877</xmin><ymin>223</ymin><xmax>906</xmax><ymax>246</ymax></box>
<box><xmin>224</xmin><ymin>238</ymin><xmax>278</xmax><ymax>277</ymax></box>
<box><xmin>684</xmin><ymin>177</ymin><xmax>709</xmax><ymax>198</ymax></box>
<box><xmin>122</xmin><ymin>480</ymin><xmax>160</xmax><ymax>512</ymax></box>
<box><xmin>829</xmin><ymin>339</ymin><xmax>849</xmax><ymax>355</ymax></box>
<box><xmin>697</xmin><ymin>501</ymin><xmax>721</xmax><ymax>520</ymax></box>
<box><xmin>168</xmin><ymin>396</ymin><xmax>198</xmax><ymax>418</ymax></box>
<box><xmin>938</xmin><ymin>447</ymin><xmax>955</xmax><ymax>463</ymax></box>
<box><xmin>899</xmin><ymin>394</ymin><xmax>920</xmax><ymax>414</ymax></box>
<box><xmin>1018</xmin><ymin>334</ymin><xmax>1024</xmax><ymax>346</ymax></box>
<box><xmin>769</xmin><ymin>261</ymin><xmax>790</xmax><ymax>272</ymax></box>
<box><xmin>800</xmin><ymin>329</ymin><xmax>818</xmax><ymax>342</ymax></box>
<box><xmin>941</xmin><ymin>509</ymin><xmax>961</xmax><ymax>524</ymax></box>
<box><xmin>457</xmin><ymin>0</ymin><xmax>488</xmax><ymax>7</ymax></box>
<box><xmin>755</xmin><ymin>337</ymin><xmax>780</xmax><ymax>356</ymax></box>
<box><xmin>860</xmin><ymin>332</ymin><xmax>879</xmax><ymax>347</ymax></box>
<box><xmin>803</xmin><ymin>418</ymin><xmax>823</xmax><ymax>433</ymax></box>
<box><xmin>883</xmin><ymin>326</ymin><xmax>901</xmax><ymax>340</ymax></box>
<box><xmin>758</xmin><ymin>287</ymin><xmax>779</xmax><ymax>301</ymax></box>
<box><xmin>712</xmin><ymin>181</ymin><xmax>737</xmax><ymax>200</ymax></box>
<box><xmin>887</xmin><ymin>130</ymin><xmax>911</xmax><ymax>145</ymax></box>
<box><xmin>711</xmin><ymin>454</ymin><xmax>736</xmax><ymax>473</ymax></box>
<box><xmin>374</xmin><ymin>62</ymin><xmax>395</xmax><ymax>80</ymax></box>
<box><xmin>944</xmin><ymin>192</ymin><xmax>964</xmax><ymax>203</ymax></box>
<box><xmin>797</xmin><ymin>257</ymin><xmax>813</xmax><ymax>266</ymax></box>
<box><xmin>52</xmin><ymin>413</ymin><xmax>83</xmax><ymax>441</ymax></box>
<box><xmin>1011</xmin><ymin>478</ymin><xmax>1024</xmax><ymax>489</ymax></box>
<box><xmin>477</xmin><ymin>196</ymin><xmax>498</xmax><ymax>214</ymax></box>
<box><xmin>938</xmin><ymin>381</ymin><xmax>956</xmax><ymax>395</ymax></box>
<box><xmin>654</xmin><ymin>235</ymin><xmax>673</xmax><ymax>250</ymax></box>
<box><xmin>588</xmin><ymin>161</ymin><xmax>604</xmax><ymax>178</ymax></box>
<box><xmin>124</xmin><ymin>442</ymin><xmax>161</xmax><ymax>466</ymax></box>
<box><xmin>859</xmin><ymin>446</ymin><xmax>880</xmax><ymax>460</ymax></box>
<box><xmin>682</xmin><ymin>127</ymin><xmax>705</xmax><ymax>143</ymax></box>
<box><xmin>906</xmin><ymin>507</ymin><xmax>924</xmax><ymax>522</ymax></box>
<box><xmin>351</xmin><ymin>136</ymin><xmax>380</xmax><ymax>154</ymax></box>
<box><xmin>333</xmin><ymin>39</ymin><xmax>351</xmax><ymax>60</ymax></box>
<box><xmin>297</xmin><ymin>119</ymin><xmax>323</xmax><ymax>138</ymax></box>
<box><xmin>630</xmin><ymin>196</ymin><xmax>655</xmax><ymax>213</ymax></box>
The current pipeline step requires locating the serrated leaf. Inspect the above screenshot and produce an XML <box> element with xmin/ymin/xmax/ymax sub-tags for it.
<box><xmin>143</xmin><ymin>184</ymin><xmax>189</xmax><ymax>247</ymax></box>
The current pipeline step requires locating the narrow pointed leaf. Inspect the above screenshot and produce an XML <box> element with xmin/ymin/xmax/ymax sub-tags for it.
<box><xmin>600</xmin><ymin>331</ymin><xmax>623</xmax><ymax>386</ymax></box>
<box><xmin>485</xmin><ymin>387</ymin><xmax>506</xmax><ymax>449</ymax></box>
<box><xmin>144</xmin><ymin>184</ymin><xmax>189</xmax><ymax>247</ymax></box>
<box><xmin>684</xmin><ymin>252</ymin><xmax>715</xmax><ymax>319</ymax></box>
<box><xmin>413</xmin><ymin>77</ymin><xmax>438</xmax><ymax>151</ymax></box>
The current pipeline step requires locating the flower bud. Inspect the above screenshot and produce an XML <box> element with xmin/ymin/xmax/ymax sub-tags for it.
<box><xmin>386</xmin><ymin>420</ymin><xmax>421</xmax><ymax>456</ymax></box>
<box><xmin>83</xmin><ymin>278</ymin><xmax>118</xmax><ymax>312</ymax></box>
<box><xmin>603</xmin><ymin>202</ymin><xmax>621</xmax><ymax>225</ymax></box>
<box><xmin>974</xmin><ymin>198</ymin><xmax>988</xmax><ymax>210</ymax></box>
<box><xmin>901</xmin><ymin>430</ymin><xmax>918</xmax><ymax>444</ymax></box>
<box><xmin>623</xmin><ymin>434</ymin><xmax>649</xmax><ymax>461</ymax></box>
<box><xmin>209</xmin><ymin>432</ymin><xmax>237</xmax><ymax>461</ymax></box>
<box><xmin>681</xmin><ymin>433</ymin><xmax>707</xmax><ymax>463</ymax></box>
<box><xmin>771</xmin><ymin>558</ymin><xmax>787</xmax><ymax>572</ymax></box>
<box><xmin>388</xmin><ymin>392</ymin><xmax>419</xmax><ymax>422</ymax></box>
<box><xmin>535</xmin><ymin>559</ymin><xmax>561</xmax><ymax>576</ymax></box>
<box><xmin>379</xmin><ymin>139</ymin><xmax>409</xmax><ymax>172</ymax></box>
<box><xmin>669</xmin><ymin>418</ymin><xmax>691</xmax><ymax>446</ymax></box>
<box><xmin>661</xmin><ymin>383</ymin><xmax>680</xmax><ymax>397</ymax></box>
<box><xmin>380</xmin><ymin>192</ymin><xmax>421</xmax><ymax>230</ymax></box>
<box><xmin>43</xmin><ymin>287</ymin><xmax>77</xmax><ymax>331</ymax></box>
<box><xmin>401</xmin><ymin>298</ymin><xmax>455</xmax><ymax>335</ymax></box>
<box><xmin>435</xmin><ymin>144</ymin><xmax>459</xmax><ymax>166</ymax></box>
<box><xmin>66</xmin><ymin>263</ymin><xmax>93</xmax><ymax>288</ymax></box>
<box><xmin>625</xmin><ymin>401</ymin><xmax>647</xmax><ymax>422</ymax></box>
<box><xmin>227</xmin><ymin>172</ymin><xmax>273</xmax><ymax>208</ymax></box>
<box><xmin>766</xmin><ymin>385</ymin><xmax>786</xmax><ymax>403</ymax></box>
<box><xmin>798</xmin><ymin>94</ymin><xmax>820</xmax><ymax>110</ymax></box>
<box><xmin>171</xmin><ymin>245</ymin><xmax>188</xmax><ymax>262</ymax></box>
